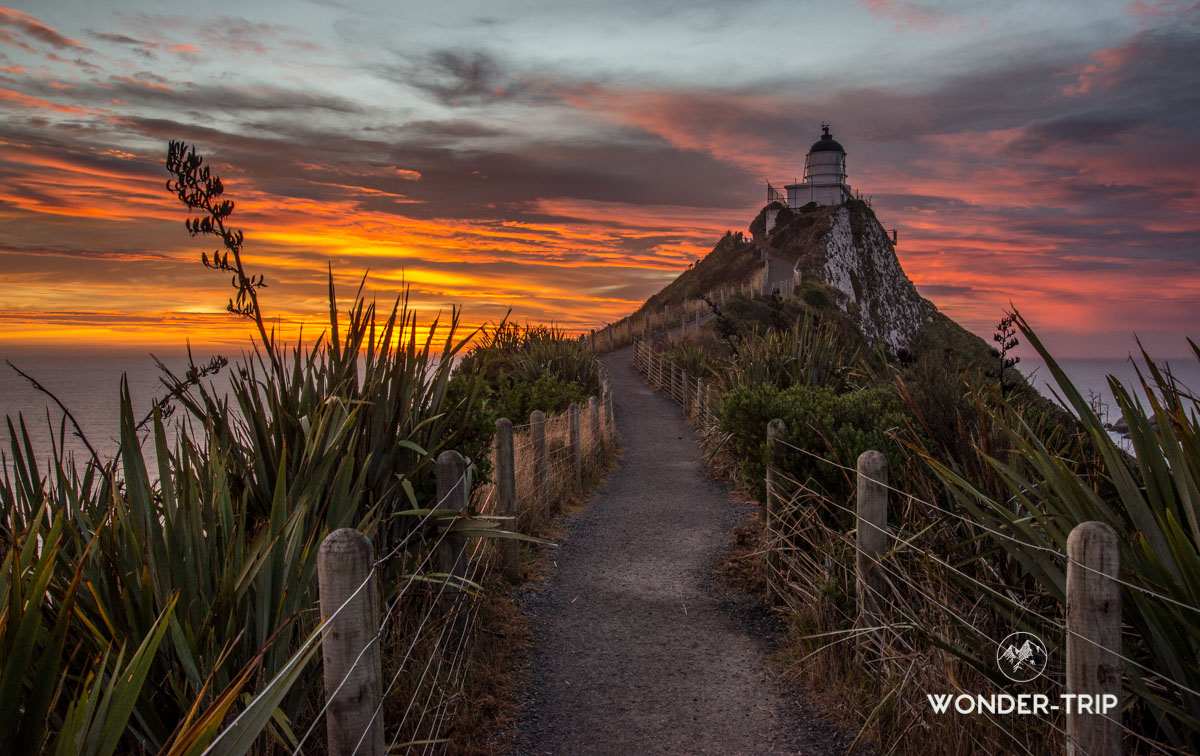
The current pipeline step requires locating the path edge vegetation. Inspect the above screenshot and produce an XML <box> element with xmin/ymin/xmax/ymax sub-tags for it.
<box><xmin>1</xmin><ymin>142</ymin><xmax>616</xmax><ymax>755</ymax></box>
<box><xmin>637</xmin><ymin>288</ymin><xmax>1199</xmax><ymax>755</ymax></box>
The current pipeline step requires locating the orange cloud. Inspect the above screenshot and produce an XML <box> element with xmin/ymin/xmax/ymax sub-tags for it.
<box><xmin>0</xmin><ymin>87</ymin><xmax>87</xmax><ymax>113</ymax></box>
<box><xmin>1061</xmin><ymin>45</ymin><xmax>1138</xmax><ymax>96</ymax></box>
<box><xmin>0</xmin><ymin>8</ymin><xmax>86</xmax><ymax>50</ymax></box>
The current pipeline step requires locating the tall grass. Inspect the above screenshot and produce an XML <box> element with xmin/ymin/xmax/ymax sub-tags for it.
<box><xmin>1</xmin><ymin>272</ymin><xmax>490</xmax><ymax>753</ymax></box>
<box><xmin>2</xmin><ymin>139</ymin><xmax>624</xmax><ymax>755</ymax></box>
<box><xmin>923</xmin><ymin>316</ymin><xmax>1200</xmax><ymax>752</ymax></box>
<box><xmin>646</xmin><ymin>297</ymin><xmax>1199</xmax><ymax>752</ymax></box>
<box><xmin>719</xmin><ymin>312</ymin><xmax>868</xmax><ymax>392</ymax></box>
<box><xmin>458</xmin><ymin>322</ymin><xmax>600</xmax><ymax>395</ymax></box>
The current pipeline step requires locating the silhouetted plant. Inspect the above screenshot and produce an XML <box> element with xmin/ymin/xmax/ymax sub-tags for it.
<box><xmin>701</xmin><ymin>293</ymin><xmax>742</xmax><ymax>353</ymax></box>
<box><xmin>165</xmin><ymin>140</ymin><xmax>276</xmax><ymax>366</ymax></box>
<box><xmin>991</xmin><ymin>312</ymin><xmax>1021</xmax><ymax>395</ymax></box>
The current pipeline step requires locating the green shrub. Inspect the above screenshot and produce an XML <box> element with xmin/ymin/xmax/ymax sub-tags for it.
<box><xmin>721</xmin><ymin>382</ymin><xmax>907</xmax><ymax>503</ymax></box>
<box><xmin>491</xmin><ymin>372</ymin><xmax>590</xmax><ymax>422</ymax></box>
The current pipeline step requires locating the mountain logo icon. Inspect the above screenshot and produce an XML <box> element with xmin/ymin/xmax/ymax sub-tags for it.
<box><xmin>996</xmin><ymin>631</ymin><xmax>1048</xmax><ymax>682</ymax></box>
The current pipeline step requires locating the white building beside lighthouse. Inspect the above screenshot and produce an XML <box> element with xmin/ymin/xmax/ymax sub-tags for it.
<box><xmin>780</xmin><ymin>124</ymin><xmax>853</xmax><ymax>208</ymax></box>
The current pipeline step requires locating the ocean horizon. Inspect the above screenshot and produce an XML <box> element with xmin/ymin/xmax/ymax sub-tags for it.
<box><xmin>2</xmin><ymin>346</ymin><xmax>1196</xmax><ymax>475</ymax></box>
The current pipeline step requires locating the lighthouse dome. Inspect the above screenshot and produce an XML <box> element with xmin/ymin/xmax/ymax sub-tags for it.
<box><xmin>808</xmin><ymin>125</ymin><xmax>845</xmax><ymax>154</ymax></box>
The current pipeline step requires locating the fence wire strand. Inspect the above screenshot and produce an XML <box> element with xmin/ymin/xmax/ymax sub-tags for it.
<box><xmin>634</xmin><ymin>338</ymin><xmax>1197</xmax><ymax>756</ymax></box>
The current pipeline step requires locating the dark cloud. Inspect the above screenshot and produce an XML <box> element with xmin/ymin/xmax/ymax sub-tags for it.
<box><xmin>400</xmin><ymin>119</ymin><xmax>505</xmax><ymax>140</ymax></box>
<box><xmin>420</xmin><ymin>50</ymin><xmax>508</xmax><ymax>104</ymax></box>
<box><xmin>380</xmin><ymin>49</ymin><xmax>559</xmax><ymax>107</ymax></box>
<box><xmin>115</xmin><ymin>110</ymin><xmax>757</xmax><ymax>221</ymax></box>
<box><xmin>1018</xmin><ymin>114</ymin><xmax>1140</xmax><ymax>152</ymax></box>
<box><xmin>89</xmin><ymin>31</ymin><xmax>146</xmax><ymax>46</ymax></box>
<box><xmin>6</xmin><ymin>72</ymin><xmax>364</xmax><ymax>115</ymax></box>
<box><xmin>616</xmin><ymin>234</ymin><xmax>688</xmax><ymax>253</ymax></box>
<box><xmin>88</xmin><ymin>30</ymin><xmax>159</xmax><ymax>58</ymax></box>
<box><xmin>871</xmin><ymin>194</ymin><xmax>973</xmax><ymax>212</ymax></box>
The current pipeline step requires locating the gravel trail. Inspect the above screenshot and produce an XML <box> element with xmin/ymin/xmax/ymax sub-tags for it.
<box><xmin>509</xmin><ymin>345</ymin><xmax>846</xmax><ymax>756</ymax></box>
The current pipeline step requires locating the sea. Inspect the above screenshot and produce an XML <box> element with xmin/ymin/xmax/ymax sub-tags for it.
<box><xmin>0</xmin><ymin>347</ymin><xmax>1197</xmax><ymax>477</ymax></box>
<box><xmin>0</xmin><ymin>348</ymin><xmax>237</xmax><ymax>478</ymax></box>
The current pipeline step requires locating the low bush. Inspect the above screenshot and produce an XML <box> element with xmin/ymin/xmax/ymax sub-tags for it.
<box><xmin>490</xmin><ymin>372</ymin><xmax>590</xmax><ymax>422</ymax></box>
<box><xmin>720</xmin><ymin>382</ymin><xmax>907</xmax><ymax>502</ymax></box>
<box><xmin>455</xmin><ymin>322</ymin><xmax>600</xmax><ymax>424</ymax></box>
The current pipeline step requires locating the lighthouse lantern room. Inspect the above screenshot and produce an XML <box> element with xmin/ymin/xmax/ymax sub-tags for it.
<box><xmin>783</xmin><ymin>124</ymin><xmax>853</xmax><ymax>208</ymax></box>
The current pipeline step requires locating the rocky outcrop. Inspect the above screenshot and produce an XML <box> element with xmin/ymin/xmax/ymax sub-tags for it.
<box><xmin>762</xmin><ymin>200</ymin><xmax>937</xmax><ymax>352</ymax></box>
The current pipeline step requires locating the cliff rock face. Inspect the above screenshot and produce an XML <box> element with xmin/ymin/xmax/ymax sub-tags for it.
<box><xmin>763</xmin><ymin>200</ymin><xmax>936</xmax><ymax>352</ymax></box>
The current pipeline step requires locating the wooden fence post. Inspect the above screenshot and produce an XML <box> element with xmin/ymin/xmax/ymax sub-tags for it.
<box><xmin>856</xmin><ymin>450</ymin><xmax>888</xmax><ymax>634</ymax></box>
<box><xmin>568</xmin><ymin>402</ymin><xmax>582</xmax><ymax>487</ymax></box>
<box><xmin>604</xmin><ymin>383</ymin><xmax>614</xmax><ymax>441</ymax></box>
<box><xmin>494</xmin><ymin>419</ymin><xmax>519</xmax><ymax>583</ymax></box>
<box><xmin>681</xmin><ymin>369</ymin><xmax>689</xmax><ymax>415</ymax></box>
<box><xmin>664</xmin><ymin>304</ymin><xmax>670</xmax><ymax>331</ymax></box>
<box><xmin>588</xmin><ymin>395</ymin><xmax>601</xmax><ymax>460</ymax></box>
<box><xmin>765</xmin><ymin>419</ymin><xmax>786</xmax><ymax>590</ymax></box>
<box><xmin>318</xmin><ymin>528</ymin><xmax>384</xmax><ymax>756</ymax></box>
<box><xmin>531</xmin><ymin>410</ymin><xmax>547</xmax><ymax>513</ymax></box>
<box><xmin>1067</xmin><ymin>522</ymin><xmax>1122</xmax><ymax>756</ymax></box>
<box><xmin>436</xmin><ymin>450</ymin><xmax>469</xmax><ymax>622</ymax></box>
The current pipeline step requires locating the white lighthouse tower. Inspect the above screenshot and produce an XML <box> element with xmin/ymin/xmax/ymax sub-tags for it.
<box><xmin>785</xmin><ymin>124</ymin><xmax>852</xmax><ymax>208</ymax></box>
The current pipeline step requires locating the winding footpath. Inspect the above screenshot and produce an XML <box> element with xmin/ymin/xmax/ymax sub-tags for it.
<box><xmin>510</xmin><ymin>345</ymin><xmax>848</xmax><ymax>756</ymax></box>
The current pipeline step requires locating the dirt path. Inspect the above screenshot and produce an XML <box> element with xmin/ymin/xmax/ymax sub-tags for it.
<box><xmin>509</xmin><ymin>345</ymin><xmax>848</xmax><ymax>756</ymax></box>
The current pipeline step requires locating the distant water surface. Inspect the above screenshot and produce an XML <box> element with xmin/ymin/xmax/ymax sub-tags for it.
<box><xmin>1019</xmin><ymin>355</ymin><xmax>1200</xmax><ymax>425</ymax></box>
<box><xmin>0</xmin><ymin>349</ymin><xmax>234</xmax><ymax>476</ymax></box>
<box><xmin>2</xmin><ymin>349</ymin><xmax>1197</xmax><ymax>477</ymax></box>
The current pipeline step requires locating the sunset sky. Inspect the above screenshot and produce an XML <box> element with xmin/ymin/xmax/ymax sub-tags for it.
<box><xmin>1</xmin><ymin>0</ymin><xmax>1197</xmax><ymax>358</ymax></box>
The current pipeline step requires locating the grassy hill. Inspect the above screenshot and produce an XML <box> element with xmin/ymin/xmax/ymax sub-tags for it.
<box><xmin>636</xmin><ymin>230</ymin><xmax>762</xmax><ymax>314</ymax></box>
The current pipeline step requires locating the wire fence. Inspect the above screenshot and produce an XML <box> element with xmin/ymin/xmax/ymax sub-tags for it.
<box><xmin>632</xmin><ymin>338</ymin><xmax>1199</xmax><ymax>756</ymax></box>
<box><xmin>588</xmin><ymin>279</ymin><xmax>763</xmax><ymax>355</ymax></box>
<box><xmin>199</xmin><ymin>373</ymin><xmax>618</xmax><ymax>755</ymax></box>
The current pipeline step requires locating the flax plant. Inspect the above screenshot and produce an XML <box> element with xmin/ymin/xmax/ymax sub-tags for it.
<box><xmin>0</xmin><ymin>142</ymin><xmax>497</xmax><ymax>754</ymax></box>
<box><xmin>722</xmin><ymin>316</ymin><xmax>867</xmax><ymax>392</ymax></box>
<box><xmin>925</xmin><ymin>315</ymin><xmax>1200</xmax><ymax>751</ymax></box>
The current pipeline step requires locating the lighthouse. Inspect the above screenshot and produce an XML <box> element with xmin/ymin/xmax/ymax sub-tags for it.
<box><xmin>784</xmin><ymin>125</ymin><xmax>852</xmax><ymax>208</ymax></box>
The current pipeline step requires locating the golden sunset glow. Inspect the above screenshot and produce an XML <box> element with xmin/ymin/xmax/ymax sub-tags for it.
<box><xmin>1</xmin><ymin>1</ymin><xmax>1197</xmax><ymax>358</ymax></box>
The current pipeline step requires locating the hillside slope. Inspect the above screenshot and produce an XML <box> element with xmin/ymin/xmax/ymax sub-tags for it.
<box><xmin>761</xmin><ymin>200</ymin><xmax>936</xmax><ymax>352</ymax></box>
<box><xmin>637</xmin><ymin>231</ymin><xmax>761</xmax><ymax>314</ymax></box>
<box><xmin>639</xmin><ymin>200</ymin><xmax>991</xmax><ymax>362</ymax></box>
